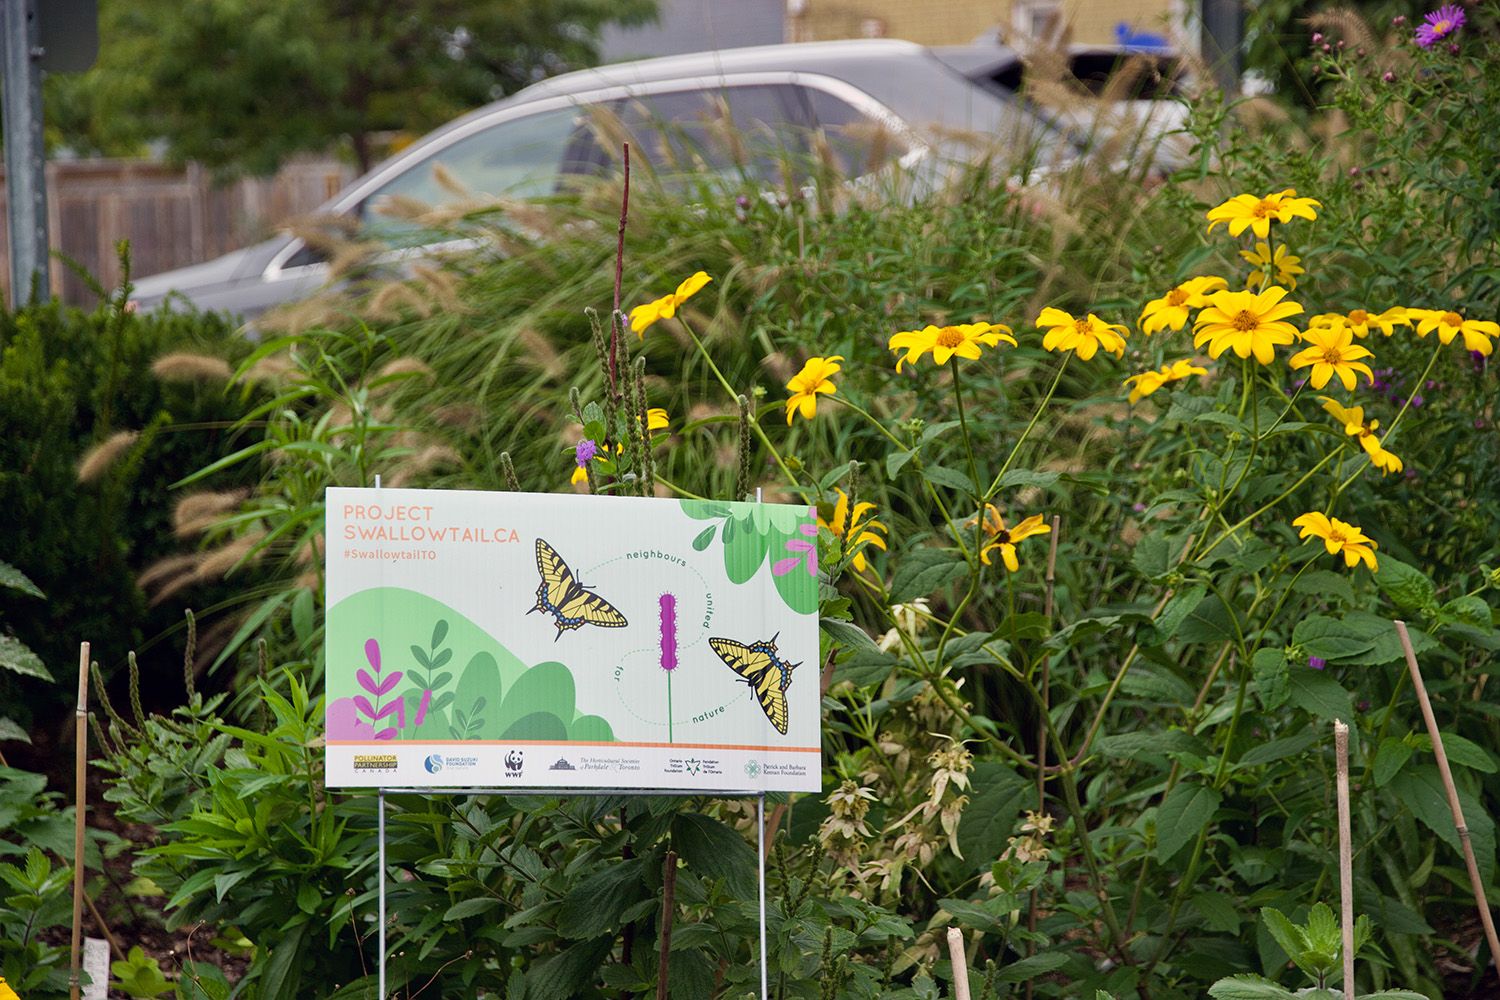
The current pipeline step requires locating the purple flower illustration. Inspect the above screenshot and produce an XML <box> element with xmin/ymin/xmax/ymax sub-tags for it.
<box><xmin>772</xmin><ymin>522</ymin><xmax>819</xmax><ymax>577</ymax></box>
<box><xmin>658</xmin><ymin>594</ymin><xmax>679</xmax><ymax>672</ymax></box>
<box><xmin>1308</xmin><ymin>656</ymin><xmax>1327</xmax><ymax>670</ymax></box>
<box><xmin>354</xmin><ymin>638</ymin><xmax>405</xmax><ymax>739</ymax></box>
<box><xmin>1415</xmin><ymin>5</ymin><xmax>1464</xmax><ymax>47</ymax></box>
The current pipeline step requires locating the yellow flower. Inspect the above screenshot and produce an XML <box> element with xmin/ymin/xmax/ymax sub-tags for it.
<box><xmin>1410</xmin><ymin>308</ymin><xmax>1499</xmax><ymax>356</ymax></box>
<box><xmin>1205</xmin><ymin>189</ymin><xmax>1321</xmax><ymax>238</ymax></box>
<box><xmin>1240</xmin><ymin>242</ymin><xmax>1305</xmax><ymax>290</ymax></box>
<box><xmin>969</xmin><ymin>504</ymin><xmax>1051</xmax><ymax>571</ymax></box>
<box><xmin>888</xmin><ymin>322</ymin><xmax>1016</xmax><ymax>371</ymax></box>
<box><xmin>1139</xmin><ymin>276</ymin><xmax>1228</xmax><ymax>334</ymax></box>
<box><xmin>1309</xmin><ymin>307</ymin><xmax>1410</xmax><ymax>338</ymax></box>
<box><xmin>1123</xmin><ymin>358</ymin><xmax>1209</xmax><ymax>404</ymax></box>
<box><xmin>646</xmin><ymin>407</ymin><xmax>669</xmax><ymax>432</ymax></box>
<box><xmin>1193</xmin><ymin>286</ymin><xmax>1303</xmax><ymax>364</ymax></box>
<box><xmin>1292</xmin><ymin>511</ymin><xmax>1379</xmax><ymax>572</ymax></box>
<box><xmin>819</xmin><ymin>489</ymin><xmax>888</xmax><ymax>572</ymax></box>
<box><xmin>628</xmin><ymin>271</ymin><xmax>712</xmax><ymax>336</ymax></box>
<box><xmin>1288</xmin><ymin>323</ymin><xmax>1375</xmax><ymax>391</ymax></box>
<box><xmin>785</xmin><ymin>355</ymin><xmax>843</xmax><ymax>424</ymax></box>
<box><xmin>1319</xmin><ymin>397</ymin><xmax>1403</xmax><ymax>475</ymax></box>
<box><xmin>0</xmin><ymin>977</ymin><xmax>18</xmax><ymax>1000</ymax></box>
<box><xmin>1036</xmin><ymin>307</ymin><xmax>1128</xmax><ymax>360</ymax></box>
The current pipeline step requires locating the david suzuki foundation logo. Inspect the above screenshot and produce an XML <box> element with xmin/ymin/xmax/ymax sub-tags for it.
<box><xmin>504</xmin><ymin>749</ymin><xmax>525</xmax><ymax>777</ymax></box>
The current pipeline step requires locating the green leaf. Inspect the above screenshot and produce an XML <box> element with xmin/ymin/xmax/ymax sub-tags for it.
<box><xmin>1155</xmin><ymin>782</ymin><xmax>1221</xmax><ymax>862</ymax></box>
<box><xmin>1337</xmin><ymin>613</ymin><xmax>1434</xmax><ymax>666</ymax></box>
<box><xmin>1251</xmin><ymin>648</ymin><xmax>1289</xmax><ymax>710</ymax></box>
<box><xmin>1258</xmin><ymin>909</ymin><xmax>1306</xmax><ymax>971</ymax></box>
<box><xmin>257</xmin><ymin>922</ymin><xmax>307</xmax><ymax>1000</ymax></box>
<box><xmin>1388</xmin><ymin>763</ymin><xmax>1495</xmax><ymax>881</ymax></box>
<box><xmin>1177</xmin><ymin>593</ymin><xmax>1237</xmax><ymax>643</ymax></box>
<box><xmin>956</xmin><ymin>761</ymin><xmax>1028</xmax><ymax>864</ymax></box>
<box><xmin>1191</xmin><ymin>891</ymin><xmax>1240</xmax><ymax>932</ymax></box>
<box><xmin>1208</xmin><ymin>973</ymin><xmax>1298</xmax><ymax>999</ymax></box>
<box><xmin>1238</xmin><ymin>729</ymin><xmax>1318</xmax><ymax>767</ymax></box>
<box><xmin>996</xmin><ymin>468</ymin><xmax>1060</xmax><ymax>490</ymax></box>
<box><xmin>0</xmin><ymin>717</ymin><xmax>31</xmax><ymax>743</ymax></box>
<box><xmin>1131</xmin><ymin>536</ymin><xmax>1173</xmax><ymax>580</ymax></box>
<box><xmin>1438</xmin><ymin>595</ymin><xmax>1492</xmax><ymax>628</ymax></box>
<box><xmin>923</xmin><ymin>464</ymin><xmax>978</xmax><ymax>495</ymax></box>
<box><xmin>1292</xmin><ymin>569</ymin><xmax>1354</xmax><ymax>607</ymax></box>
<box><xmin>886</xmin><ymin>449</ymin><xmax>916</xmax><ymax>479</ymax></box>
<box><xmin>1143</xmin><ymin>584</ymin><xmax>1207</xmax><ymax>645</ymax></box>
<box><xmin>1373</xmin><ymin>737</ymin><xmax>1413</xmax><ymax>787</ymax></box>
<box><xmin>672</xmin><ymin>812</ymin><xmax>756</xmax><ymax>897</ymax></box>
<box><xmin>525</xmin><ymin>936</ymin><xmax>613</xmax><ymax>1000</ymax></box>
<box><xmin>992</xmin><ymin>952</ymin><xmax>1070</xmax><ymax>984</ymax></box>
<box><xmin>0</xmin><ymin>634</ymin><xmax>50</xmax><ymax>680</ymax></box>
<box><xmin>1292</xmin><ymin>615</ymin><xmax>1375</xmax><ymax>662</ymax></box>
<box><xmin>1374</xmin><ymin>557</ymin><xmax>1436</xmax><ymax>611</ymax></box>
<box><xmin>690</xmin><ymin>525</ymin><xmax>717</xmax><ymax>551</ymax></box>
<box><xmin>444</xmin><ymin>897</ymin><xmax>502</xmax><ymax>920</ymax></box>
<box><xmin>821</xmin><ymin>618</ymin><xmax>876</xmax><ymax>652</ymax></box>
<box><xmin>938</xmin><ymin>897</ymin><xmax>1008</xmax><ymax>933</ymax></box>
<box><xmin>1289</xmin><ymin>670</ymin><xmax>1353</xmax><ymax>721</ymax></box>
<box><xmin>1098</xmin><ymin>729</ymin><xmax>1204</xmax><ymax>760</ymax></box>
<box><xmin>0</xmin><ymin>559</ymin><xmax>43</xmax><ymax>598</ymax></box>
<box><xmin>889</xmin><ymin>547</ymin><xmax>967</xmax><ymax>603</ymax></box>
<box><xmin>1414</xmin><ymin>731</ymin><xmax>1497</xmax><ymax>773</ymax></box>
<box><xmin>556</xmin><ymin>858</ymin><xmax>647</xmax><ymax>938</ymax></box>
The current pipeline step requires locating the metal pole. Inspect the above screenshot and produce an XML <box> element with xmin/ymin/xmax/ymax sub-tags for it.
<box><xmin>0</xmin><ymin>0</ymin><xmax>49</xmax><ymax>304</ymax></box>
<box><xmin>757</xmin><ymin>791</ymin><xmax>768</xmax><ymax>1000</ymax></box>
<box><xmin>377</xmin><ymin>789</ymin><xmax>387</xmax><ymax>1000</ymax></box>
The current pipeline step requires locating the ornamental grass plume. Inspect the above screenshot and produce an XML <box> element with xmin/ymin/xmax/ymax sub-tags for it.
<box><xmin>76</xmin><ymin>429</ymin><xmax>139</xmax><ymax>484</ymax></box>
<box><xmin>1193</xmin><ymin>287</ymin><xmax>1303</xmax><ymax>363</ymax></box>
<box><xmin>785</xmin><ymin>355</ymin><xmax>843</xmax><ymax>424</ymax></box>
<box><xmin>1035</xmin><ymin>308</ymin><xmax>1127</xmax><ymax>359</ymax></box>
<box><xmin>887</xmin><ymin>322</ymin><xmax>1015</xmax><ymax>370</ymax></box>
<box><xmin>1139</xmin><ymin>276</ymin><xmax>1228</xmax><ymax>334</ymax></box>
<box><xmin>1288</xmin><ymin>322</ymin><xmax>1376</xmax><ymax>390</ymax></box>
<box><xmin>150</xmin><ymin>352</ymin><xmax>232</xmax><ymax>383</ymax></box>
<box><xmin>1292</xmin><ymin>512</ymin><xmax>1379</xmax><ymax>571</ymax></box>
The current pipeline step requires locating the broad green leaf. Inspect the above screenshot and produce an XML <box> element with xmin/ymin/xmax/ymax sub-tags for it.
<box><xmin>996</xmin><ymin>468</ymin><xmax>1060</xmax><ymax>490</ymax></box>
<box><xmin>525</xmin><ymin>936</ymin><xmax>613</xmax><ymax>1000</ymax></box>
<box><xmin>1292</xmin><ymin>569</ymin><xmax>1354</xmax><ymax>607</ymax></box>
<box><xmin>1208</xmin><ymin>973</ymin><xmax>1298</xmax><ymax>999</ymax></box>
<box><xmin>1238</xmin><ymin>728</ymin><xmax>1318</xmax><ymax>767</ymax></box>
<box><xmin>956</xmin><ymin>761</ymin><xmax>1028</xmax><ymax>865</ymax></box>
<box><xmin>556</xmin><ymin>858</ymin><xmax>647</xmax><ymax>938</ymax></box>
<box><xmin>1292</xmin><ymin>615</ymin><xmax>1375</xmax><ymax>662</ymax></box>
<box><xmin>1132</xmin><ymin>536</ymin><xmax>1173</xmax><ymax>580</ymax></box>
<box><xmin>821</xmin><ymin>618</ymin><xmax>876</xmax><ymax>652</ymax></box>
<box><xmin>1156</xmin><ymin>782</ymin><xmax>1221</xmax><ymax>862</ymax></box>
<box><xmin>1438</xmin><ymin>595</ymin><xmax>1492</xmax><ymax>628</ymax></box>
<box><xmin>0</xmin><ymin>635</ymin><xmax>50</xmax><ymax>680</ymax></box>
<box><xmin>1374</xmin><ymin>557</ymin><xmax>1436</xmax><ymax>611</ymax></box>
<box><xmin>0</xmin><ymin>717</ymin><xmax>30</xmax><ymax>743</ymax></box>
<box><xmin>1337</xmin><ymin>613</ymin><xmax>1435</xmax><ymax>667</ymax></box>
<box><xmin>1251</xmin><ymin>648</ymin><xmax>1289</xmax><ymax>710</ymax></box>
<box><xmin>672</xmin><ymin>812</ymin><xmax>756</xmax><ymax>897</ymax></box>
<box><xmin>1098</xmin><ymin>729</ymin><xmax>1205</xmax><ymax>760</ymax></box>
<box><xmin>1289</xmin><ymin>669</ymin><xmax>1353</xmax><ymax>721</ymax></box>
<box><xmin>938</xmin><ymin>897</ymin><xmax>1008</xmax><ymax>933</ymax></box>
<box><xmin>0</xmin><ymin>560</ymin><xmax>43</xmax><ymax>598</ymax></box>
<box><xmin>444</xmin><ymin>897</ymin><xmax>501</xmax><ymax>920</ymax></box>
<box><xmin>1190</xmin><ymin>891</ymin><xmax>1240</xmax><ymax>932</ymax></box>
<box><xmin>1373</xmin><ymin>737</ymin><xmax>1414</xmax><ymax>787</ymax></box>
<box><xmin>992</xmin><ymin>952</ymin><xmax>1070</xmax><ymax>984</ymax></box>
<box><xmin>1143</xmin><ymin>584</ymin><xmax>1207</xmax><ymax>645</ymax></box>
<box><xmin>886</xmin><ymin>449</ymin><xmax>916</xmax><ymax>479</ymax></box>
<box><xmin>1177</xmin><ymin>593</ymin><xmax>1237</xmax><ymax>643</ymax></box>
<box><xmin>889</xmin><ymin>547</ymin><xmax>967</xmax><ymax>603</ymax></box>
<box><xmin>1412</xmin><ymin>731</ymin><xmax>1497</xmax><ymax>773</ymax></box>
<box><xmin>1258</xmin><ymin>909</ymin><xmax>1306</xmax><ymax>971</ymax></box>
<box><xmin>923</xmin><ymin>464</ymin><xmax>978</xmax><ymax>495</ymax></box>
<box><xmin>1388</xmin><ymin>764</ymin><xmax>1495</xmax><ymax>881</ymax></box>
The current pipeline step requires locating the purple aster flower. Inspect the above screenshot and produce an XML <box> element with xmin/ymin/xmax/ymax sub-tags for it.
<box><xmin>1415</xmin><ymin>5</ymin><xmax>1465</xmax><ymax>48</ymax></box>
<box><xmin>575</xmin><ymin>439</ymin><xmax>598</xmax><ymax>467</ymax></box>
<box><xmin>1308</xmin><ymin>656</ymin><xmax>1327</xmax><ymax>670</ymax></box>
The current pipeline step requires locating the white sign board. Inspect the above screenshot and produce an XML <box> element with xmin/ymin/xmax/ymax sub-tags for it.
<box><xmin>324</xmin><ymin>488</ymin><xmax>822</xmax><ymax>792</ymax></box>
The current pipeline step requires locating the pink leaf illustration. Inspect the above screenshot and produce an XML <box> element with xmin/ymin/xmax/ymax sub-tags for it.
<box><xmin>368</xmin><ymin>700</ymin><xmax>402</xmax><ymax>722</ymax></box>
<box><xmin>375</xmin><ymin>727</ymin><xmax>397</xmax><ymax>740</ymax></box>
<box><xmin>415</xmin><ymin>689</ymin><xmax>432</xmax><ymax>727</ymax></box>
<box><xmin>354</xmin><ymin>695</ymin><xmax>377</xmax><ymax>720</ymax></box>
<box><xmin>364</xmin><ymin>638</ymin><xmax>381</xmax><ymax>673</ymax></box>
<box><xmin>772</xmin><ymin>556</ymin><xmax>801</xmax><ymax>576</ymax></box>
<box><xmin>357</xmin><ymin>669</ymin><xmax>381</xmax><ymax>695</ymax></box>
<box><xmin>374</xmin><ymin>670</ymin><xmax>403</xmax><ymax>696</ymax></box>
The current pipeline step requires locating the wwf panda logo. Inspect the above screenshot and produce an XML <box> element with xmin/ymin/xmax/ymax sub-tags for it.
<box><xmin>504</xmin><ymin>750</ymin><xmax>524</xmax><ymax>773</ymax></box>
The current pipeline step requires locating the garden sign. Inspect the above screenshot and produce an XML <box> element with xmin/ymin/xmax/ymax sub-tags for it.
<box><xmin>325</xmin><ymin>487</ymin><xmax>821</xmax><ymax>792</ymax></box>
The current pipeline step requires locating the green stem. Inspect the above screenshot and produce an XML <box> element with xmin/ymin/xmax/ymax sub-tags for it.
<box><xmin>1193</xmin><ymin>447</ymin><xmax>1343</xmax><ymax>563</ymax></box>
<box><xmin>678</xmin><ymin>318</ymin><xmax>799</xmax><ymax>488</ymax></box>
<box><xmin>985</xmin><ymin>353</ymin><xmax>1071</xmax><ymax>498</ymax></box>
<box><xmin>950</xmin><ymin>358</ymin><xmax>982</xmax><ymax>495</ymax></box>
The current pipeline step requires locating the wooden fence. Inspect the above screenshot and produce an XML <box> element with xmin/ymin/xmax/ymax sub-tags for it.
<box><xmin>0</xmin><ymin>157</ymin><xmax>354</xmax><ymax>305</ymax></box>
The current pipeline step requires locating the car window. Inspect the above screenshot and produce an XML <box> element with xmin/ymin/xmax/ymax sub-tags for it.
<box><xmin>602</xmin><ymin>85</ymin><xmax>808</xmax><ymax>189</ymax></box>
<box><xmin>800</xmin><ymin>87</ymin><xmax>909</xmax><ymax>177</ymax></box>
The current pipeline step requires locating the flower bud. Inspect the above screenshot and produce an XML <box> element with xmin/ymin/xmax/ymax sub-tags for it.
<box><xmin>1382</xmin><ymin>71</ymin><xmax>1397</xmax><ymax>83</ymax></box>
<box><xmin>1392</xmin><ymin>15</ymin><xmax>1406</xmax><ymax>26</ymax></box>
<box><xmin>1312</xmin><ymin>31</ymin><xmax>1325</xmax><ymax>43</ymax></box>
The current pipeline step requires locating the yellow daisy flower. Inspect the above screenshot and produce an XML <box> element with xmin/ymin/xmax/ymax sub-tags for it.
<box><xmin>785</xmin><ymin>355</ymin><xmax>844</xmax><ymax>424</ymax></box>
<box><xmin>1240</xmin><ymin>242</ymin><xmax>1305</xmax><ymax>290</ymax></box>
<box><xmin>819</xmin><ymin>489</ymin><xmax>888</xmax><ymax>573</ymax></box>
<box><xmin>1292</xmin><ymin>511</ymin><xmax>1379</xmax><ymax>571</ymax></box>
<box><xmin>1410</xmin><ymin>308</ymin><xmax>1499</xmax><ymax>356</ymax></box>
<box><xmin>1205</xmin><ymin>189</ymin><xmax>1321</xmax><ymax>239</ymax></box>
<box><xmin>1036</xmin><ymin>307</ymin><xmax>1128</xmax><ymax>360</ymax></box>
<box><xmin>1192</xmin><ymin>286</ymin><xmax>1304</xmax><ymax>364</ymax></box>
<box><xmin>1319</xmin><ymin>397</ymin><xmax>1403</xmax><ymax>475</ymax></box>
<box><xmin>1139</xmin><ymin>276</ymin><xmax>1228</xmax><ymax>334</ymax></box>
<box><xmin>1288</xmin><ymin>323</ymin><xmax>1375</xmax><ymax>390</ymax></box>
<box><xmin>888</xmin><ymin>322</ymin><xmax>1016</xmax><ymax>371</ymax></box>
<box><xmin>0</xmin><ymin>976</ymin><xmax>19</xmax><ymax>1000</ymax></box>
<box><xmin>1123</xmin><ymin>358</ymin><xmax>1209</xmax><ymax>404</ymax></box>
<box><xmin>629</xmin><ymin>271</ymin><xmax>712</xmax><ymax>336</ymax></box>
<box><xmin>968</xmin><ymin>505</ymin><xmax>1052</xmax><ymax>571</ymax></box>
<box><xmin>1309</xmin><ymin>307</ymin><xmax>1410</xmax><ymax>338</ymax></box>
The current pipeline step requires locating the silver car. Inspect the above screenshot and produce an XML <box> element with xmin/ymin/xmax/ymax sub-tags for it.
<box><xmin>129</xmin><ymin>38</ymin><xmax>1078</xmax><ymax>318</ymax></box>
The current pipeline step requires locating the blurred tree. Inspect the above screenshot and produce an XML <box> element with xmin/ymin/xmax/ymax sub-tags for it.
<box><xmin>44</xmin><ymin>0</ymin><xmax>657</xmax><ymax>174</ymax></box>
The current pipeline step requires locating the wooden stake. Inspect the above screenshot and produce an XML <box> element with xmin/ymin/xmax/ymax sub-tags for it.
<box><xmin>946</xmin><ymin>927</ymin><xmax>971</xmax><ymax>1000</ymax></box>
<box><xmin>1396</xmin><ymin>620</ymin><xmax>1500</xmax><ymax>977</ymax></box>
<box><xmin>655</xmin><ymin>849</ymin><xmax>678</xmax><ymax>1000</ymax></box>
<box><xmin>70</xmin><ymin>641</ymin><xmax>91</xmax><ymax>1000</ymax></box>
<box><xmin>1334</xmin><ymin>719</ymin><xmax>1354</xmax><ymax>1000</ymax></box>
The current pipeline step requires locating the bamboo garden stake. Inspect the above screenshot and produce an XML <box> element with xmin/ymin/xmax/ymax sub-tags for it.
<box><xmin>69</xmin><ymin>641</ymin><xmax>91</xmax><ymax>1000</ymax></box>
<box><xmin>946</xmin><ymin>927</ymin><xmax>971</xmax><ymax>1000</ymax></box>
<box><xmin>1334</xmin><ymin>720</ymin><xmax>1354</xmax><ymax>1000</ymax></box>
<box><xmin>1395</xmin><ymin>620</ymin><xmax>1500</xmax><ymax>978</ymax></box>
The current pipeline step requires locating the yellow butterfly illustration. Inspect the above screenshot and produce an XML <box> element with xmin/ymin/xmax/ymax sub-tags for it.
<box><xmin>528</xmin><ymin>538</ymin><xmax>628</xmax><ymax>640</ymax></box>
<box><xmin>709</xmin><ymin>634</ymin><xmax>797</xmax><ymax>735</ymax></box>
